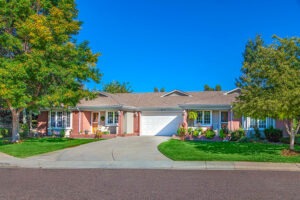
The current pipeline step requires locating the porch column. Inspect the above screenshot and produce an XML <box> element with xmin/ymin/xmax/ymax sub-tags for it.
<box><xmin>118</xmin><ymin>111</ymin><xmax>124</xmax><ymax>135</ymax></box>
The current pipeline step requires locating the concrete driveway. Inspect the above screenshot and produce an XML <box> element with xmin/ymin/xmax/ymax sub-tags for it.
<box><xmin>26</xmin><ymin>136</ymin><xmax>171</xmax><ymax>162</ymax></box>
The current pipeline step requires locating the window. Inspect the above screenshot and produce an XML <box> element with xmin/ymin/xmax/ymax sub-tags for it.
<box><xmin>196</xmin><ymin>111</ymin><xmax>211</xmax><ymax>125</ymax></box>
<box><xmin>246</xmin><ymin>117</ymin><xmax>269</xmax><ymax>129</ymax></box>
<box><xmin>50</xmin><ymin>111</ymin><xmax>71</xmax><ymax>128</ymax></box>
<box><xmin>106</xmin><ymin>111</ymin><xmax>119</xmax><ymax>125</ymax></box>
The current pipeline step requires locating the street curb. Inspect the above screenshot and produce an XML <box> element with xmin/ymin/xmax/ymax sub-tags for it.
<box><xmin>0</xmin><ymin>160</ymin><xmax>300</xmax><ymax>171</ymax></box>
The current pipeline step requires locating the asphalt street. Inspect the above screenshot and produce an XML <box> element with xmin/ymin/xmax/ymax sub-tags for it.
<box><xmin>0</xmin><ymin>168</ymin><xmax>299</xmax><ymax>200</ymax></box>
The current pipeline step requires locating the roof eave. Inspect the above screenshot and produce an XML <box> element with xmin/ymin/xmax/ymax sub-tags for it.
<box><xmin>179</xmin><ymin>104</ymin><xmax>232</xmax><ymax>110</ymax></box>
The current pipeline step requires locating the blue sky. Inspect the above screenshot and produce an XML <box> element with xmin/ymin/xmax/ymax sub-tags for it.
<box><xmin>76</xmin><ymin>0</ymin><xmax>300</xmax><ymax>92</ymax></box>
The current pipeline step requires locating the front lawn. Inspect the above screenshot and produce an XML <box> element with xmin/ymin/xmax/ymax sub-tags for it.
<box><xmin>0</xmin><ymin>137</ymin><xmax>98</xmax><ymax>158</ymax></box>
<box><xmin>158</xmin><ymin>139</ymin><xmax>300</xmax><ymax>163</ymax></box>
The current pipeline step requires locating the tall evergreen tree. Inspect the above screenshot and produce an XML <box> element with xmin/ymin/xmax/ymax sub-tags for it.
<box><xmin>0</xmin><ymin>0</ymin><xmax>101</xmax><ymax>141</ymax></box>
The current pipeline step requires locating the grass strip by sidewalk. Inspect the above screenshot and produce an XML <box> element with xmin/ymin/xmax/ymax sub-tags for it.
<box><xmin>0</xmin><ymin>137</ymin><xmax>99</xmax><ymax>158</ymax></box>
<box><xmin>158</xmin><ymin>139</ymin><xmax>300</xmax><ymax>163</ymax></box>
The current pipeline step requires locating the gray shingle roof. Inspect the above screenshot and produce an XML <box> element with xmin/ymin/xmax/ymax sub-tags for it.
<box><xmin>77</xmin><ymin>90</ymin><xmax>239</xmax><ymax>110</ymax></box>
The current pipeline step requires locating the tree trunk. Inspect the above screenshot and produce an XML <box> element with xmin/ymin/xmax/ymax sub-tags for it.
<box><xmin>29</xmin><ymin>110</ymin><xmax>32</xmax><ymax>137</ymax></box>
<box><xmin>284</xmin><ymin>120</ymin><xmax>295</xmax><ymax>151</ymax></box>
<box><xmin>290</xmin><ymin>132</ymin><xmax>295</xmax><ymax>151</ymax></box>
<box><xmin>11</xmin><ymin>110</ymin><xmax>20</xmax><ymax>142</ymax></box>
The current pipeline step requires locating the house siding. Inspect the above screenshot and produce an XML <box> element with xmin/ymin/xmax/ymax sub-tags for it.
<box><xmin>81</xmin><ymin>111</ymin><xmax>92</xmax><ymax>134</ymax></box>
<box><xmin>37</xmin><ymin>111</ymin><xmax>48</xmax><ymax>135</ymax></box>
<box><xmin>72</xmin><ymin>111</ymin><xmax>79</xmax><ymax>134</ymax></box>
<box><xmin>212</xmin><ymin>111</ymin><xmax>219</xmax><ymax>130</ymax></box>
<box><xmin>228</xmin><ymin>112</ymin><xmax>240</xmax><ymax>131</ymax></box>
<box><xmin>276</xmin><ymin>120</ymin><xmax>289</xmax><ymax>136</ymax></box>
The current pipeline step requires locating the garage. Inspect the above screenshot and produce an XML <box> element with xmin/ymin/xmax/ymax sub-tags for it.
<box><xmin>140</xmin><ymin>111</ymin><xmax>183</xmax><ymax>136</ymax></box>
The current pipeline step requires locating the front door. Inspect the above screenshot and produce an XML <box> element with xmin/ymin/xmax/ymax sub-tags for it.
<box><xmin>220</xmin><ymin>111</ymin><xmax>229</xmax><ymax>129</ymax></box>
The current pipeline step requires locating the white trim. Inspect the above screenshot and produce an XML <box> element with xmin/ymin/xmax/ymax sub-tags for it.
<box><xmin>194</xmin><ymin>110</ymin><xmax>212</xmax><ymax>126</ymax></box>
<box><xmin>219</xmin><ymin>110</ymin><xmax>229</xmax><ymax>129</ymax></box>
<box><xmin>105</xmin><ymin>111</ymin><xmax>118</xmax><ymax>126</ymax></box>
<box><xmin>161</xmin><ymin>90</ymin><xmax>192</xmax><ymax>97</ymax></box>
<box><xmin>243</xmin><ymin>117</ymin><xmax>275</xmax><ymax>130</ymax></box>
<box><xmin>224</xmin><ymin>88</ymin><xmax>241</xmax><ymax>95</ymax></box>
<box><xmin>48</xmin><ymin>111</ymin><xmax>72</xmax><ymax>129</ymax></box>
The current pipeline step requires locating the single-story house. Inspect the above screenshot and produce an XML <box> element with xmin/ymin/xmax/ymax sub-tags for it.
<box><xmin>36</xmin><ymin>88</ymin><xmax>287</xmax><ymax>137</ymax></box>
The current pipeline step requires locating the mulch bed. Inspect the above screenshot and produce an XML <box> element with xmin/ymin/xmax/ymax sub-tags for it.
<box><xmin>281</xmin><ymin>149</ymin><xmax>300</xmax><ymax>156</ymax></box>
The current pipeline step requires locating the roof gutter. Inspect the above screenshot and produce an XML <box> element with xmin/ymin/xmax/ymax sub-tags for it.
<box><xmin>178</xmin><ymin>104</ymin><xmax>232</xmax><ymax>110</ymax></box>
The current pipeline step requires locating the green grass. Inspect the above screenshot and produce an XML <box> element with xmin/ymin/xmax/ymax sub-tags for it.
<box><xmin>0</xmin><ymin>137</ymin><xmax>98</xmax><ymax>158</ymax></box>
<box><xmin>158</xmin><ymin>139</ymin><xmax>300</xmax><ymax>163</ymax></box>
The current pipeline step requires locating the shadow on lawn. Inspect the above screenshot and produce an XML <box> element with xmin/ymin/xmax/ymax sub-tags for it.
<box><xmin>187</xmin><ymin>141</ymin><xmax>286</xmax><ymax>156</ymax></box>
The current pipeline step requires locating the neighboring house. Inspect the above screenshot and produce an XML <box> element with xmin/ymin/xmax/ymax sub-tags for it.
<box><xmin>36</xmin><ymin>88</ymin><xmax>286</xmax><ymax>137</ymax></box>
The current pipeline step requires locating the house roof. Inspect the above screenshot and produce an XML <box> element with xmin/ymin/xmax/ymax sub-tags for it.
<box><xmin>77</xmin><ymin>89</ymin><xmax>239</xmax><ymax>111</ymax></box>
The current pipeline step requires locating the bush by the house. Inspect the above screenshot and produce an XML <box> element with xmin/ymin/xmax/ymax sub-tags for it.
<box><xmin>95</xmin><ymin>130</ymin><xmax>102</xmax><ymax>139</ymax></box>
<box><xmin>254</xmin><ymin>127</ymin><xmax>261</xmax><ymax>139</ymax></box>
<box><xmin>237</xmin><ymin>136</ymin><xmax>250</xmax><ymax>143</ymax></box>
<box><xmin>205</xmin><ymin>129</ymin><xmax>215</xmax><ymax>139</ymax></box>
<box><xmin>187</xmin><ymin>127</ymin><xmax>194</xmax><ymax>135</ymax></box>
<box><xmin>264</xmin><ymin>127</ymin><xmax>283</xmax><ymax>142</ymax></box>
<box><xmin>219</xmin><ymin>129</ymin><xmax>226</xmax><ymax>139</ymax></box>
<box><xmin>177</xmin><ymin>126</ymin><xmax>187</xmax><ymax>139</ymax></box>
<box><xmin>19</xmin><ymin>124</ymin><xmax>29</xmax><ymax>139</ymax></box>
<box><xmin>59</xmin><ymin>129</ymin><xmax>66</xmax><ymax>138</ymax></box>
<box><xmin>230</xmin><ymin>128</ymin><xmax>245</xmax><ymax>141</ymax></box>
<box><xmin>280</xmin><ymin>134</ymin><xmax>300</xmax><ymax>145</ymax></box>
<box><xmin>0</xmin><ymin>128</ymin><xmax>9</xmax><ymax>138</ymax></box>
<box><xmin>192</xmin><ymin>128</ymin><xmax>202</xmax><ymax>137</ymax></box>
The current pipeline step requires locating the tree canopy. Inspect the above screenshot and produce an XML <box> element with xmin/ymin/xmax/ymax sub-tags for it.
<box><xmin>153</xmin><ymin>87</ymin><xmax>165</xmax><ymax>92</ymax></box>
<box><xmin>234</xmin><ymin>35</ymin><xmax>300</xmax><ymax>150</ymax></box>
<box><xmin>204</xmin><ymin>84</ymin><xmax>222</xmax><ymax>91</ymax></box>
<box><xmin>103</xmin><ymin>81</ymin><xmax>132</xmax><ymax>93</ymax></box>
<box><xmin>0</xmin><ymin>0</ymin><xmax>101</xmax><ymax>141</ymax></box>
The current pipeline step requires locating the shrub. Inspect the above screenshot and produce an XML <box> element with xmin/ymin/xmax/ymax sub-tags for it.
<box><xmin>219</xmin><ymin>129</ymin><xmax>225</xmax><ymax>139</ymax></box>
<box><xmin>0</xmin><ymin>128</ymin><xmax>9</xmax><ymax>138</ymax></box>
<box><xmin>19</xmin><ymin>124</ymin><xmax>29</xmax><ymax>139</ymax></box>
<box><xmin>59</xmin><ymin>129</ymin><xmax>66</xmax><ymax>138</ymax></box>
<box><xmin>230</xmin><ymin>128</ymin><xmax>245</xmax><ymax>141</ymax></box>
<box><xmin>237</xmin><ymin>136</ymin><xmax>250</xmax><ymax>143</ymax></box>
<box><xmin>95</xmin><ymin>130</ymin><xmax>102</xmax><ymax>139</ymax></box>
<box><xmin>254</xmin><ymin>127</ymin><xmax>261</xmax><ymax>139</ymax></box>
<box><xmin>177</xmin><ymin>127</ymin><xmax>186</xmax><ymax>137</ymax></box>
<box><xmin>193</xmin><ymin>129</ymin><xmax>200</xmax><ymax>137</ymax></box>
<box><xmin>187</xmin><ymin>127</ymin><xmax>194</xmax><ymax>135</ymax></box>
<box><xmin>264</xmin><ymin>127</ymin><xmax>283</xmax><ymax>142</ymax></box>
<box><xmin>205</xmin><ymin>130</ymin><xmax>215</xmax><ymax>139</ymax></box>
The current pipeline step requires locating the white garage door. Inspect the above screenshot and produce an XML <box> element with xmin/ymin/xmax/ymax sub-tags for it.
<box><xmin>141</xmin><ymin>111</ymin><xmax>182</xmax><ymax>136</ymax></box>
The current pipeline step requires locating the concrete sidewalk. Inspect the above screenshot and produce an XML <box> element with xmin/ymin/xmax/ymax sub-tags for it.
<box><xmin>0</xmin><ymin>157</ymin><xmax>299</xmax><ymax>171</ymax></box>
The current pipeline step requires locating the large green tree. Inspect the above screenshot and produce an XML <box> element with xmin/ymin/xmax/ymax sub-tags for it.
<box><xmin>235</xmin><ymin>35</ymin><xmax>300</xmax><ymax>150</ymax></box>
<box><xmin>0</xmin><ymin>0</ymin><xmax>101</xmax><ymax>141</ymax></box>
<box><xmin>103</xmin><ymin>81</ymin><xmax>132</xmax><ymax>93</ymax></box>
